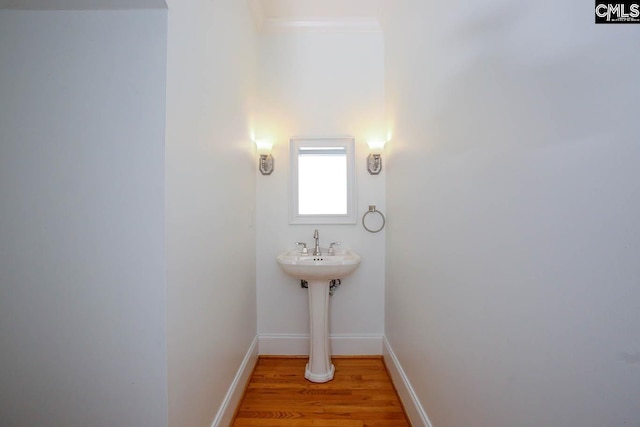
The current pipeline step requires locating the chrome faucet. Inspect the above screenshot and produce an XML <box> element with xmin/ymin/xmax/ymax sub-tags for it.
<box><xmin>313</xmin><ymin>229</ymin><xmax>321</xmax><ymax>256</ymax></box>
<box><xmin>295</xmin><ymin>242</ymin><xmax>308</xmax><ymax>255</ymax></box>
<box><xmin>328</xmin><ymin>242</ymin><xmax>341</xmax><ymax>255</ymax></box>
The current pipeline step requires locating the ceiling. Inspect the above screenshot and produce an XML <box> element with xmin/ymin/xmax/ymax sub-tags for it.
<box><xmin>247</xmin><ymin>0</ymin><xmax>383</xmax><ymax>32</ymax></box>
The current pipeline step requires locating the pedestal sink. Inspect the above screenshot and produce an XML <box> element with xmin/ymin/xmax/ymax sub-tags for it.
<box><xmin>277</xmin><ymin>249</ymin><xmax>361</xmax><ymax>382</ymax></box>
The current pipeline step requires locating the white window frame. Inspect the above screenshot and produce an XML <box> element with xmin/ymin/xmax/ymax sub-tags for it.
<box><xmin>289</xmin><ymin>136</ymin><xmax>357</xmax><ymax>225</ymax></box>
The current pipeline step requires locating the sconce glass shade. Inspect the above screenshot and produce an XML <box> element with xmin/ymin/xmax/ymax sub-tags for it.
<box><xmin>255</xmin><ymin>139</ymin><xmax>273</xmax><ymax>155</ymax></box>
<box><xmin>367</xmin><ymin>140</ymin><xmax>386</xmax><ymax>155</ymax></box>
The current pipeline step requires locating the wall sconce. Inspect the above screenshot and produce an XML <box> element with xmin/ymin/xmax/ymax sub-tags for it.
<box><xmin>367</xmin><ymin>140</ymin><xmax>385</xmax><ymax>175</ymax></box>
<box><xmin>255</xmin><ymin>140</ymin><xmax>274</xmax><ymax>175</ymax></box>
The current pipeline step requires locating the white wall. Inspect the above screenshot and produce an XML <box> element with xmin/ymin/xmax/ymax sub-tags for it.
<box><xmin>0</xmin><ymin>8</ymin><xmax>168</xmax><ymax>427</ymax></box>
<box><xmin>383</xmin><ymin>1</ymin><xmax>640</xmax><ymax>426</ymax></box>
<box><xmin>255</xmin><ymin>30</ymin><xmax>386</xmax><ymax>353</ymax></box>
<box><xmin>165</xmin><ymin>1</ymin><xmax>257</xmax><ymax>426</ymax></box>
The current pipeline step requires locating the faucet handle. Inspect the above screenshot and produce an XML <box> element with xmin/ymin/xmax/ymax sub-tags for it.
<box><xmin>328</xmin><ymin>241</ymin><xmax>341</xmax><ymax>255</ymax></box>
<box><xmin>295</xmin><ymin>242</ymin><xmax>308</xmax><ymax>255</ymax></box>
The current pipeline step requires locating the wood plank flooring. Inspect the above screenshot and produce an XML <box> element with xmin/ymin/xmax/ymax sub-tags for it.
<box><xmin>231</xmin><ymin>357</ymin><xmax>411</xmax><ymax>427</ymax></box>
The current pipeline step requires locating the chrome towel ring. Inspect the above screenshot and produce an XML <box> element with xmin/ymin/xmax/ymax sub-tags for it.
<box><xmin>362</xmin><ymin>205</ymin><xmax>385</xmax><ymax>233</ymax></box>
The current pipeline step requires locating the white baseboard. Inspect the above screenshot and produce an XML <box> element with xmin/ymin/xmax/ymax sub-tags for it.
<box><xmin>258</xmin><ymin>333</ymin><xmax>383</xmax><ymax>355</ymax></box>
<box><xmin>210</xmin><ymin>336</ymin><xmax>258</xmax><ymax>427</ymax></box>
<box><xmin>383</xmin><ymin>336</ymin><xmax>433</xmax><ymax>427</ymax></box>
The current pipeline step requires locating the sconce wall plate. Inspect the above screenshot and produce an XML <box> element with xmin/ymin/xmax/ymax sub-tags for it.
<box><xmin>255</xmin><ymin>139</ymin><xmax>274</xmax><ymax>175</ymax></box>
<box><xmin>259</xmin><ymin>154</ymin><xmax>274</xmax><ymax>175</ymax></box>
<box><xmin>367</xmin><ymin>153</ymin><xmax>382</xmax><ymax>175</ymax></box>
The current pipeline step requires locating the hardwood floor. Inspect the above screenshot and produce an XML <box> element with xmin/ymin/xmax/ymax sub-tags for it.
<box><xmin>231</xmin><ymin>356</ymin><xmax>411</xmax><ymax>427</ymax></box>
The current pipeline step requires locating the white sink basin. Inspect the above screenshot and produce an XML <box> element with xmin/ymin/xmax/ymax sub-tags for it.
<box><xmin>277</xmin><ymin>249</ymin><xmax>361</xmax><ymax>281</ymax></box>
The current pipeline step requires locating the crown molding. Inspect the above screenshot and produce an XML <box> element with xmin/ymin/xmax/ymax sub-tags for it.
<box><xmin>261</xmin><ymin>16</ymin><xmax>381</xmax><ymax>33</ymax></box>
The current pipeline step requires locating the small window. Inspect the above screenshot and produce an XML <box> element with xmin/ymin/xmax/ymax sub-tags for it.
<box><xmin>289</xmin><ymin>137</ymin><xmax>356</xmax><ymax>224</ymax></box>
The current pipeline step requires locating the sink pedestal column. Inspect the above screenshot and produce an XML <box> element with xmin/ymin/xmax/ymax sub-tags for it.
<box><xmin>305</xmin><ymin>280</ymin><xmax>334</xmax><ymax>383</ymax></box>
